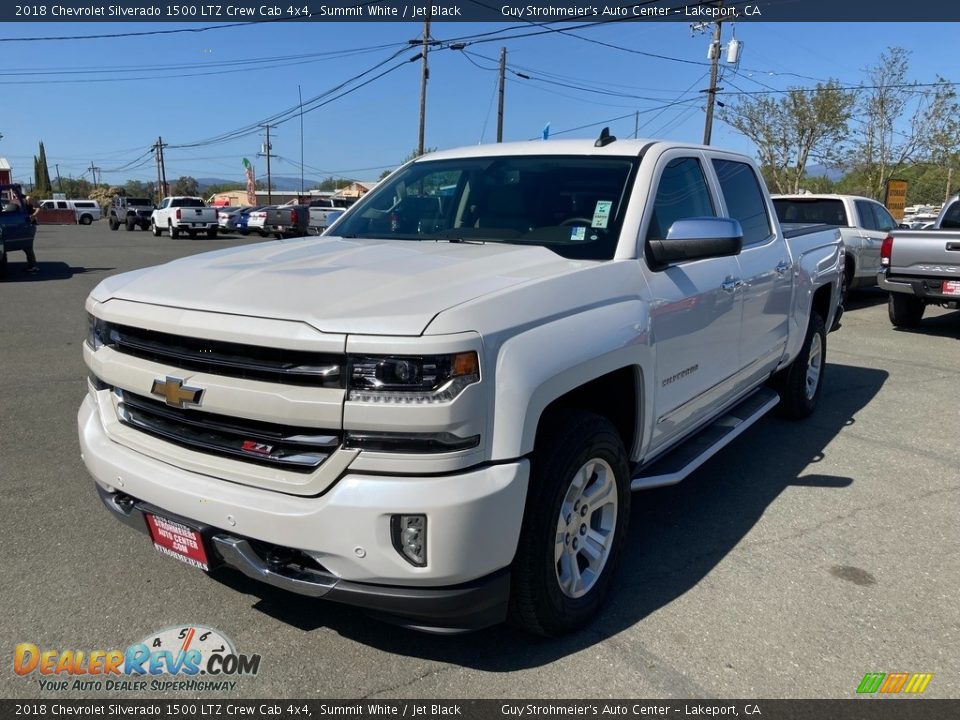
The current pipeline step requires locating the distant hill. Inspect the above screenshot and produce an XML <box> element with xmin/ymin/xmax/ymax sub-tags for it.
<box><xmin>197</xmin><ymin>176</ymin><xmax>322</xmax><ymax>192</ymax></box>
<box><xmin>805</xmin><ymin>164</ymin><xmax>844</xmax><ymax>181</ymax></box>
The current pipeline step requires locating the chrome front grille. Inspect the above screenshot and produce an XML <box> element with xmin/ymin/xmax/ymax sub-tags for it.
<box><xmin>115</xmin><ymin>389</ymin><xmax>339</xmax><ymax>472</ymax></box>
<box><xmin>102</xmin><ymin>322</ymin><xmax>343</xmax><ymax>387</ymax></box>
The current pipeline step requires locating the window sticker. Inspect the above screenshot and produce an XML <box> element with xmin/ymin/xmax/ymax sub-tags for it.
<box><xmin>570</xmin><ymin>226</ymin><xmax>587</xmax><ymax>241</ymax></box>
<box><xmin>592</xmin><ymin>200</ymin><xmax>613</xmax><ymax>228</ymax></box>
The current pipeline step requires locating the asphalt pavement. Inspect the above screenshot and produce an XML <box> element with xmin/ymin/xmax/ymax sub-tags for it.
<box><xmin>1</xmin><ymin>222</ymin><xmax>957</xmax><ymax>699</ymax></box>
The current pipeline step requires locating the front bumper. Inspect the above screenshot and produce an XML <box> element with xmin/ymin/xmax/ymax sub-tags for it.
<box><xmin>79</xmin><ymin>396</ymin><xmax>528</xmax><ymax>631</ymax></box>
<box><xmin>878</xmin><ymin>270</ymin><xmax>960</xmax><ymax>301</ymax></box>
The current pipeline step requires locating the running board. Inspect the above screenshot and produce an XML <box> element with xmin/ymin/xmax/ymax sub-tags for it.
<box><xmin>631</xmin><ymin>388</ymin><xmax>779</xmax><ymax>490</ymax></box>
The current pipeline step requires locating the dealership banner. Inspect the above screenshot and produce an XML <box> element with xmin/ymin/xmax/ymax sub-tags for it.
<box><xmin>6</xmin><ymin>1</ymin><xmax>960</xmax><ymax>23</ymax></box>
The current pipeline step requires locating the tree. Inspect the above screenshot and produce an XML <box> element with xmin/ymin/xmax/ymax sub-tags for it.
<box><xmin>722</xmin><ymin>81</ymin><xmax>854</xmax><ymax>194</ymax></box>
<box><xmin>123</xmin><ymin>179</ymin><xmax>153</xmax><ymax>197</ymax></box>
<box><xmin>845</xmin><ymin>47</ymin><xmax>960</xmax><ymax>200</ymax></box>
<box><xmin>171</xmin><ymin>176</ymin><xmax>199</xmax><ymax>196</ymax></box>
<box><xmin>37</xmin><ymin>141</ymin><xmax>52</xmax><ymax>194</ymax></box>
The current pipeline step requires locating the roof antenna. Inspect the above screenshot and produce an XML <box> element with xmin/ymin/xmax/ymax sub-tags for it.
<box><xmin>595</xmin><ymin>127</ymin><xmax>617</xmax><ymax>147</ymax></box>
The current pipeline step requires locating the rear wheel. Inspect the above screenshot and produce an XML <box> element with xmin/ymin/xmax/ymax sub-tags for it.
<box><xmin>888</xmin><ymin>293</ymin><xmax>924</xmax><ymax>328</ymax></box>
<box><xmin>79</xmin><ymin>214</ymin><xmax>93</xmax><ymax>225</ymax></box>
<box><xmin>207</xmin><ymin>228</ymin><xmax>218</xmax><ymax>239</ymax></box>
<box><xmin>775</xmin><ymin>312</ymin><xmax>826</xmax><ymax>419</ymax></box>
<box><xmin>510</xmin><ymin>411</ymin><xmax>630</xmax><ymax>636</ymax></box>
<box><xmin>151</xmin><ymin>221</ymin><xmax>161</xmax><ymax>237</ymax></box>
<box><xmin>168</xmin><ymin>222</ymin><xmax>179</xmax><ymax>239</ymax></box>
<box><xmin>841</xmin><ymin>257</ymin><xmax>853</xmax><ymax>308</ymax></box>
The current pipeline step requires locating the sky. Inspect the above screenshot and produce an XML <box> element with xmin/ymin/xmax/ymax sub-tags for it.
<box><xmin>0</xmin><ymin>18</ymin><xmax>957</xmax><ymax>188</ymax></box>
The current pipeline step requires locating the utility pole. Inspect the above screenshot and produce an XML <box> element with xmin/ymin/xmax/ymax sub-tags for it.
<box><xmin>258</xmin><ymin>125</ymin><xmax>275</xmax><ymax>204</ymax></box>
<box><xmin>55</xmin><ymin>163</ymin><xmax>63</xmax><ymax>193</ymax></box>
<box><xmin>634</xmin><ymin>110</ymin><xmax>639</xmax><ymax>139</ymax></box>
<box><xmin>702</xmin><ymin>9</ymin><xmax>723</xmax><ymax>146</ymax></box>
<box><xmin>416</xmin><ymin>10</ymin><xmax>431</xmax><ymax>156</ymax></box>
<box><xmin>946</xmin><ymin>167</ymin><xmax>954</xmax><ymax>203</ymax></box>
<box><xmin>154</xmin><ymin>140</ymin><xmax>163</xmax><ymax>202</ymax></box>
<box><xmin>88</xmin><ymin>161</ymin><xmax>100</xmax><ymax>189</ymax></box>
<box><xmin>496</xmin><ymin>47</ymin><xmax>507</xmax><ymax>142</ymax></box>
<box><xmin>298</xmin><ymin>84</ymin><xmax>304</xmax><ymax>198</ymax></box>
<box><xmin>154</xmin><ymin>136</ymin><xmax>168</xmax><ymax>197</ymax></box>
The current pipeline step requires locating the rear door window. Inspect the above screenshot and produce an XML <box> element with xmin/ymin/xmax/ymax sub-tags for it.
<box><xmin>872</xmin><ymin>203</ymin><xmax>897</xmax><ymax>232</ymax></box>
<box><xmin>712</xmin><ymin>159</ymin><xmax>772</xmax><ymax>246</ymax></box>
<box><xmin>855</xmin><ymin>200</ymin><xmax>879</xmax><ymax>230</ymax></box>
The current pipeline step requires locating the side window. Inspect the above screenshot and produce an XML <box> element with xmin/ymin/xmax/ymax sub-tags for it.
<box><xmin>940</xmin><ymin>201</ymin><xmax>960</xmax><ymax>229</ymax></box>
<box><xmin>646</xmin><ymin>157</ymin><xmax>715</xmax><ymax>240</ymax></box>
<box><xmin>855</xmin><ymin>200</ymin><xmax>879</xmax><ymax>231</ymax></box>
<box><xmin>56</xmin><ymin>202</ymin><xmax>68</xmax><ymax>209</ymax></box>
<box><xmin>873</xmin><ymin>203</ymin><xmax>896</xmax><ymax>232</ymax></box>
<box><xmin>712</xmin><ymin>159</ymin><xmax>772</xmax><ymax>246</ymax></box>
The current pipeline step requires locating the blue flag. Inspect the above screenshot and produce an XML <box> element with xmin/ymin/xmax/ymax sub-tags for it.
<box><xmin>542</xmin><ymin>122</ymin><xmax>550</xmax><ymax>140</ymax></box>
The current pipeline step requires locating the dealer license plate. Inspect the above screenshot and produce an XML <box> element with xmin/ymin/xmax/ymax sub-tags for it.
<box><xmin>145</xmin><ymin>514</ymin><xmax>210</xmax><ymax>571</ymax></box>
<box><xmin>942</xmin><ymin>280</ymin><xmax>960</xmax><ymax>296</ymax></box>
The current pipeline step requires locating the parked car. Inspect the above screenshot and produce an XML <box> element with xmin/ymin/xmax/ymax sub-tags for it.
<box><xmin>772</xmin><ymin>193</ymin><xmax>897</xmax><ymax>303</ymax></box>
<box><xmin>308</xmin><ymin>201</ymin><xmax>344</xmax><ymax>236</ymax></box>
<box><xmin>217</xmin><ymin>207</ymin><xmax>247</xmax><ymax>233</ymax></box>
<box><xmin>80</xmin><ymin>136</ymin><xmax>841</xmax><ymax>635</ymax></box>
<box><xmin>0</xmin><ymin>184</ymin><xmax>36</xmax><ymax>279</ymax></box>
<box><xmin>265</xmin><ymin>204</ymin><xmax>309</xmax><ymax>239</ymax></box>
<box><xmin>234</xmin><ymin>206</ymin><xmax>264</xmax><ymax>236</ymax></box>
<box><xmin>246</xmin><ymin>206</ymin><xmax>271</xmax><ymax>237</ymax></box>
<box><xmin>878</xmin><ymin>193</ymin><xmax>960</xmax><ymax>327</ymax></box>
<box><xmin>150</xmin><ymin>197</ymin><xmax>219</xmax><ymax>239</ymax></box>
<box><xmin>108</xmin><ymin>197</ymin><xmax>154</xmax><ymax>232</ymax></box>
<box><xmin>39</xmin><ymin>198</ymin><xmax>101</xmax><ymax>225</ymax></box>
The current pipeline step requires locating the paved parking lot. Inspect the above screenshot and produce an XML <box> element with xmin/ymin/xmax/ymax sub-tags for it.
<box><xmin>1</xmin><ymin>222</ymin><xmax>958</xmax><ymax>699</ymax></box>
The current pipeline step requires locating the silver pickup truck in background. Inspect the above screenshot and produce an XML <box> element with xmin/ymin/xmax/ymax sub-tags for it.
<box><xmin>879</xmin><ymin>194</ymin><xmax>960</xmax><ymax>327</ymax></box>
<box><xmin>773</xmin><ymin>194</ymin><xmax>898</xmax><ymax>304</ymax></box>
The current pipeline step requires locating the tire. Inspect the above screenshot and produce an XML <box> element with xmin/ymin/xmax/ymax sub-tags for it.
<box><xmin>207</xmin><ymin>228</ymin><xmax>218</xmax><ymax>239</ymax></box>
<box><xmin>168</xmin><ymin>222</ymin><xmax>179</xmax><ymax>239</ymax></box>
<box><xmin>774</xmin><ymin>312</ymin><xmax>826</xmax><ymax>419</ymax></box>
<box><xmin>126</xmin><ymin>218</ymin><xmax>136</xmax><ymax>231</ymax></box>
<box><xmin>109</xmin><ymin>217</ymin><xmax>119</xmax><ymax>231</ymax></box>
<box><xmin>238</xmin><ymin>229</ymin><xmax>248</xmax><ymax>236</ymax></box>
<box><xmin>888</xmin><ymin>293</ymin><xmax>924</xmax><ymax>328</ymax></box>
<box><xmin>0</xmin><ymin>251</ymin><xmax>7</xmax><ymax>281</ymax></box>
<box><xmin>151</xmin><ymin>221</ymin><xmax>161</xmax><ymax>237</ymax></box>
<box><xmin>258</xmin><ymin>230</ymin><xmax>269</xmax><ymax>237</ymax></box>
<box><xmin>509</xmin><ymin>411</ymin><xmax>631</xmax><ymax>637</ymax></box>
<box><xmin>79</xmin><ymin>214</ymin><xmax>92</xmax><ymax>225</ymax></box>
<box><xmin>840</xmin><ymin>257</ymin><xmax>853</xmax><ymax>308</ymax></box>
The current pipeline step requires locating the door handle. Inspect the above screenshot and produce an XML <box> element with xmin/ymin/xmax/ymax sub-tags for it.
<box><xmin>721</xmin><ymin>277</ymin><xmax>744</xmax><ymax>293</ymax></box>
<box><xmin>775</xmin><ymin>261</ymin><xmax>792</xmax><ymax>276</ymax></box>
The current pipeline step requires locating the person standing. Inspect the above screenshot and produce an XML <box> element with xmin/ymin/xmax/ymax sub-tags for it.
<box><xmin>21</xmin><ymin>195</ymin><xmax>39</xmax><ymax>273</ymax></box>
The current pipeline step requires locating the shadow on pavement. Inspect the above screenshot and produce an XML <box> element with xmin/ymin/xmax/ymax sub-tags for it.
<box><xmin>0</xmin><ymin>261</ymin><xmax>114</xmax><ymax>282</ymax></box>
<box><xmin>211</xmin><ymin>362</ymin><xmax>888</xmax><ymax>669</ymax></box>
<box><xmin>843</xmin><ymin>287</ymin><xmax>887</xmax><ymax>311</ymax></box>
<box><xmin>893</xmin><ymin>309</ymin><xmax>960</xmax><ymax>339</ymax></box>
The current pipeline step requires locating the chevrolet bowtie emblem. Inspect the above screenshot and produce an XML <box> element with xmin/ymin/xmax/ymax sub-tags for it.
<box><xmin>150</xmin><ymin>376</ymin><xmax>204</xmax><ymax>409</ymax></box>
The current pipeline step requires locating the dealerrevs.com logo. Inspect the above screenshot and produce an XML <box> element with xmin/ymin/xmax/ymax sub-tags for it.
<box><xmin>14</xmin><ymin>625</ymin><xmax>261</xmax><ymax>693</ymax></box>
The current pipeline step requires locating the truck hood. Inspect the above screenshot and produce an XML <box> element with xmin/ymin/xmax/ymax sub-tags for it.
<box><xmin>93</xmin><ymin>237</ymin><xmax>588</xmax><ymax>335</ymax></box>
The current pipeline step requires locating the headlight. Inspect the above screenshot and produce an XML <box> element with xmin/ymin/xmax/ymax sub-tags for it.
<box><xmin>87</xmin><ymin>313</ymin><xmax>108</xmax><ymax>351</ymax></box>
<box><xmin>347</xmin><ymin>351</ymin><xmax>479</xmax><ymax>403</ymax></box>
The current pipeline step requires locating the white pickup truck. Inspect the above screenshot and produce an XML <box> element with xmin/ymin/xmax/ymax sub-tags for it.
<box><xmin>772</xmin><ymin>193</ymin><xmax>898</xmax><ymax>304</ymax></box>
<box><xmin>150</xmin><ymin>196</ymin><xmax>219</xmax><ymax>239</ymax></box>
<box><xmin>79</xmin><ymin>137</ymin><xmax>841</xmax><ymax>635</ymax></box>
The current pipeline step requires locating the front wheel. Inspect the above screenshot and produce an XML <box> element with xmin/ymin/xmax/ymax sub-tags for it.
<box><xmin>888</xmin><ymin>293</ymin><xmax>924</xmax><ymax>328</ymax></box>
<box><xmin>510</xmin><ymin>411</ymin><xmax>630</xmax><ymax>637</ymax></box>
<box><xmin>109</xmin><ymin>217</ymin><xmax>119</xmax><ymax>231</ymax></box>
<box><xmin>125</xmin><ymin>219</ymin><xmax>136</xmax><ymax>231</ymax></box>
<box><xmin>774</xmin><ymin>312</ymin><xmax>826</xmax><ymax>419</ymax></box>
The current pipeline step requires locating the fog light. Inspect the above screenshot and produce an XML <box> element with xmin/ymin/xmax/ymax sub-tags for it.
<box><xmin>391</xmin><ymin>514</ymin><xmax>427</xmax><ymax>567</ymax></box>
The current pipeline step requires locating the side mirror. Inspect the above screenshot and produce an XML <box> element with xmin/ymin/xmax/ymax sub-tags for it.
<box><xmin>648</xmin><ymin>217</ymin><xmax>743</xmax><ymax>266</ymax></box>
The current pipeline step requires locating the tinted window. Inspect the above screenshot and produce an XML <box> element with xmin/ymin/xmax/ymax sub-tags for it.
<box><xmin>646</xmin><ymin>158</ymin><xmax>714</xmax><ymax>240</ymax></box>
<box><xmin>772</xmin><ymin>198</ymin><xmax>848</xmax><ymax>226</ymax></box>
<box><xmin>713</xmin><ymin>159</ymin><xmax>771</xmax><ymax>245</ymax></box>
<box><xmin>872</xmin><ymin>203</ymin><xmax>897</xmax><ymax>232</ymax></box>
<box><xmin>334</xmin><ymin>155</ymin><xmax>638</xmax><ymax>261</ymax></box>
<box><xmin>57</xmin><ymin>202</ymin><xmax>68</xmax><ymax>209</ymax></box>
<box><xmin>940</xmin><ymin>200</ymin><xmax>960</xmax><ymax>229</ymax></box>
<box><xmin>75</xmin><ymin>202</ymin><xmax>96</xmax><ymax>208</ymax></box>
<box><xmin>855</xmin><ymin>200</ymin><xmax>879</xmax><ymax>230</ymax></box>
<box><xmin>171</xmin><ymin>198</ymin><xmax>205</xmax><ymax>208</ymax></box>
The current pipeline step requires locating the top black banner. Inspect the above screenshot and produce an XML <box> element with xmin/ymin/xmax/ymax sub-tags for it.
<box><xmin>4</xmin><ymin>0</ymin><xmax>960</xmax><ymax>23</ymax></box>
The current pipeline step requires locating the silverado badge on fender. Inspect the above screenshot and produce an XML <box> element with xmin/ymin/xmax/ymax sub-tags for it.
<box><xmin>150</xmin><ymin>377</ymin><xmax>204</xmax><ymax>409</ymax></box>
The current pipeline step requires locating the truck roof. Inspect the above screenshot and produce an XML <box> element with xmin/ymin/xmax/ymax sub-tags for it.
<box><xmin>420</xmin><ymin>138</ymin><xmax>753</xmax><ymax>162</ymax></box>
<box><xmin>772</xmin><ymin>194</ymin><xmax>875</xmax><ymax>202</ymax></box>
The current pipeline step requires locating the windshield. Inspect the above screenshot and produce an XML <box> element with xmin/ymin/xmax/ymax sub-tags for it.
<box><xmin>127</xmin><ymin>198</ymin><xmax>152</xmax><ymax>207</ymax></box>
<box><xmin>332</xmin><ymin>154</ymin><xmax>638</xmax><ymax>260</ymax></box>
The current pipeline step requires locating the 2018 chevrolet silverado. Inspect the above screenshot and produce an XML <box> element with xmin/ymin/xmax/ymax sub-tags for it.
<box><xmin>878</xmin><ymin>193</ymin><xmax>960</xmax><ymax>327</ymax></box>
<box><xmin>80</xmin><ymin>137</ymin><xmax>841</xmax><ymax>635</ymax></box>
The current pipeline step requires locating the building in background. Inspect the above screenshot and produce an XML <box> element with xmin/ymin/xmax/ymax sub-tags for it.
<box><xmin>0</xmin><ymin>157</ymin><xmax>12</xmax><ymax>185</ymax></box>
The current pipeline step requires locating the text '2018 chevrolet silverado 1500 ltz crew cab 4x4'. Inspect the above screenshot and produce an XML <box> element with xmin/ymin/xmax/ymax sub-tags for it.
<box><xmin>80</xmin><ymin>137</ymin><xmax>841</xmax><ymax>635</ymax></box>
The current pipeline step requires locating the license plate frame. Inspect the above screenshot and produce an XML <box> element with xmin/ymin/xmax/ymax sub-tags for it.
<box><xmin>144</xmin><ymin>513</ymin><xmax>211</xmax><ymax>571</ymax></box>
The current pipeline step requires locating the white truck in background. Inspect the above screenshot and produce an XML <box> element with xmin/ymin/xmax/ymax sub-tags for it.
<box><xmin>150</xmin><ymin>197</ymin><xmax>219</xmax><ymax>239</ymax></box>
<box><xmin>81</xmin><ymin>136</ymin><xmax>841</xmax><ymax>636</ymax></box>
<box><xmin>772</xmin><ymin>194</ymin><xmax>898</xmax><ymax>303</ymax></box>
